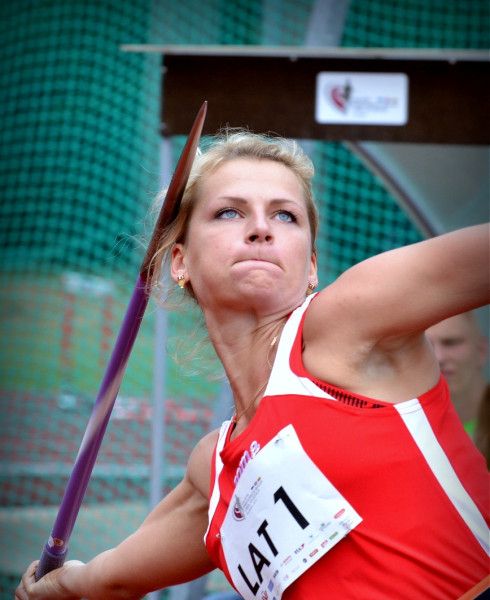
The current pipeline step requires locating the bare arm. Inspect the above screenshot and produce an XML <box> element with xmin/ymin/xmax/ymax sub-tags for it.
<box><xmin>16</xmin><ymin>431</ymin><xmax>219</xmax><ymax>600</ymax></box>
<box><xmin>303</xmin><ymin>224</ymin><xmax>489</xmax><ymax>400</ymax></box>
<box><xmin>315</xmin><ymin>224</ymin><xmax>489</xmax><ymax>340</ymax></box>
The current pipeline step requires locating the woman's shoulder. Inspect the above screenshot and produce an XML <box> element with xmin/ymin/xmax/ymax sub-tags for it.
<box><xmin>186</xmin><ymin>428</ymin><xmax>220</xmax><ymax>499</ymax></box>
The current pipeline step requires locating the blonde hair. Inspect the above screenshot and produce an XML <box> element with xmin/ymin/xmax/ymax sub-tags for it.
<box><xmin>150</xmin><ymin>128</ymin><xmax>319</xmax><ymax>305</ymax></box>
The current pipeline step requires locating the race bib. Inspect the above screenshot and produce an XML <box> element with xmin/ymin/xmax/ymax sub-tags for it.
<box><xmin>220</xmin><ymin>424</ymin><xmax>362</xmax><ymax>599</ymax></box>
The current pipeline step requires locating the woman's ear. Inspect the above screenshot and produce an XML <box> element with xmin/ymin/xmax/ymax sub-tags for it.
<box><xmin>170</xmin><ymin>243</ymin><xmax>187</xmax><ymax>283</ymax></box>
<box><xmin>309</xmin><ymin>252</ymin><xmax>319</xmax><ymax>289</ymax></box>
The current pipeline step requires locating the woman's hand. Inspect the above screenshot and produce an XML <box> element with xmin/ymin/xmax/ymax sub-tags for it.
<box><xmin>14</xmin><ymin>431</ymin><xmax>218</xmax><ymax>600</ymax></box>
<box><xmin>15</xmin><ymin>560</ymin><xmax>85</xmax><ymax>600</ymax></box>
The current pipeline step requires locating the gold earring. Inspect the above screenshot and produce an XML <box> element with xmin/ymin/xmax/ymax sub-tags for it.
<box><xmin>177</xmin><ymin>275</ymin><xmax>185</xmax><ymax>289</ymax></box>
<box><xmin>306</xmin><ymin>282</ymin><xmax>316</xmax><ymax>295</ymax></box>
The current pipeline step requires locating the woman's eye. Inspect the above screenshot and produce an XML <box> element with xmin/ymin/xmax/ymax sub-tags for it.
<box><xmin>217</xmin><ymin>208</ymin><xmax>240</xmax><ymax>219</ymax></box>
<box><xmin>275</xmin><ymin>211</ymin><xmax>295</xmax><ymax>223</ymax></box>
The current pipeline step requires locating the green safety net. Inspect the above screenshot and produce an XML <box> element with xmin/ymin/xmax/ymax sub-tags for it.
<box><xmin>0</xmin><ymin>0</ymin><xmax>488</xmax><ymax>597</ymax></box>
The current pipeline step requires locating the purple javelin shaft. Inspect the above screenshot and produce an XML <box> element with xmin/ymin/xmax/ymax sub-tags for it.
<box><xmin>36</xmin><ymin>278</ymin><xmax>149</xmax><ymax>577</ymax></box>
<box><xmin>36</xmin><ymin>101</ymin><xmax>207</xmax><ymax>580</ymax></box>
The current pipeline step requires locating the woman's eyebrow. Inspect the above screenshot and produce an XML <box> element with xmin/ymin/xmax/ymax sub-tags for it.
<box><xmin>215</xmin><ymin>196</ymin><xmax>303</xmax><ymax>207</ymax></box>
<box><xmin>268</xmin><ymin>198</ymin><xmax>304</xmax><ymax>208</ymax></box>
<box><xmin>214</xmin><ymin>196</ymin><xmax>248</xmax><ymax>204</ymax></box>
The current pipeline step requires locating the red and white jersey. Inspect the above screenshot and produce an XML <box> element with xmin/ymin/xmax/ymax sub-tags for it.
<box><xmin>205</xmin><ymin>295</ymin><xmax>489</xmax><ymax>599</ymax></box>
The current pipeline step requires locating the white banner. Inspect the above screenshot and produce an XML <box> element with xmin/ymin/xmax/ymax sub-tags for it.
<box><xmin>315</xmin><ymin>72</ymin><xmax>408</xmax><ymax>125</ymax></box>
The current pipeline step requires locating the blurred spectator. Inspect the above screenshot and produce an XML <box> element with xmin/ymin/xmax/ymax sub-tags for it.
<box><xmin>426</xmin><ymin>311</ymin><xmax>489</xmax><ymax>464</ymax></box>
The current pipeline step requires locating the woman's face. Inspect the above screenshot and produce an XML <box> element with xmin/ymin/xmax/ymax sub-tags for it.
<box><xmin>172</xmin><ymin>158</ymin><xmax>318</xmax><ymax>316</ymax></box>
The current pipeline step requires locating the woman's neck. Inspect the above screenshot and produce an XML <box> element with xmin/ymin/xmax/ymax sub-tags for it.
<box><xmin>204</xmin><ymin>309</ymin><xmax>287</xmax><ymax>425</ymax></box>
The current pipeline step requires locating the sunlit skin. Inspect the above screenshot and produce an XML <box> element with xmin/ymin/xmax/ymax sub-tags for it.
<box><xmin>172</xmin><ymin>158</ymin><xmax>317</xmax><ymax>319</ymax></box>
<box><xmin>172</xmin><ymin>159</ymin><xmax>318</xmax><ymax>434</ymax></box>
<box><xmin>426</xmin><ymin>313</ymin><xmax>488</xmax><ymax>425</ymax></box>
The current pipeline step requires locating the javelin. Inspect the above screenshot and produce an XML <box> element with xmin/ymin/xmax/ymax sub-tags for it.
<box><xmin>35</xmin><ymin>101</ymin><xmax>208</xmax><ymax>580</ymax></box>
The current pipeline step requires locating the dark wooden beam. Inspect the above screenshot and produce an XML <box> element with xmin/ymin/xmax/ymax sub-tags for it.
<box><xmin>145</xmin><ymin>46</ymin><xmax>489</xmax><ymax>144</ymax></box>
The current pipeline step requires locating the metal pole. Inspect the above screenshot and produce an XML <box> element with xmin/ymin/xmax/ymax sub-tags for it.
<box><xmin>147</xmin><ymin>136</ymin><xmax>173</xmax><ymax>600</ymax></box>
<box><xmin>150</xmin><ymin>306</ymin><xmax>168</xmax><ymax>507</ymax></box>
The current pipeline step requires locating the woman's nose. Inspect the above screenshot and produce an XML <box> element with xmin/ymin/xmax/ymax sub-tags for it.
<box><xmin>246</xmin><ymin>214</ymin><xmax>273</xmax><ymax>243</ymax></box>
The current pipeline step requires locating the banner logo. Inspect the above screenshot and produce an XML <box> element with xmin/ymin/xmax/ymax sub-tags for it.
<box><xmin>315</xmin><ymin>72</ymin><xmax>408</xmax><ymax>125</ymax></box>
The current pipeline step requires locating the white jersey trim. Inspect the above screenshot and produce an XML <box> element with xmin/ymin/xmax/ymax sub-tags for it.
<box><xmin>395</xmin><ymin>399</ymin><xmax>489</xmax><ymax>555</ymax></box>
<box><xmin>205</xmin><ymin>296</ymin><xmax>327</xmax><ymax>545</ymax></box>
<box><xmin>264</xmin><ymin>293</ymin><xmax>336</xmax><ymax>401</ymax></box>
<box><xmin>205</xmin><ymin>420</ymin><xmax>231</xmax><ymax>543</ymax></box>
